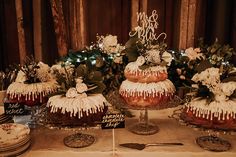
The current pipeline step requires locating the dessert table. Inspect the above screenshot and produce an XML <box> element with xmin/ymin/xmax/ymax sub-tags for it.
<box><xmin>20</xmin><ymin>107</ymin><xmax>236</xmax><ymax>157</ymax></box>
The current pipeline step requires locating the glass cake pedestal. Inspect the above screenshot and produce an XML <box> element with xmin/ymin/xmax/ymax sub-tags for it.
<box><xmin>106</xmin><ymin>90</ymin><xmax>183</xmax><ymax>135</ymax></box>
<box><xmin>128</xmin><ymin>108</ymin><xmax>159</xmax><ymax>135</ymax></box>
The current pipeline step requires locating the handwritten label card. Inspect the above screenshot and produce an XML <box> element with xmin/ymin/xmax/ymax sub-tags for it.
<box><xmin>101</xmin><ymin>113</ymin><xmax>125</xmax><ymax>129</ymax></box>
<box><xmin>4</xmin><ymin>102</ymin><xmax>27</xmax><ymax>115</ymax></box>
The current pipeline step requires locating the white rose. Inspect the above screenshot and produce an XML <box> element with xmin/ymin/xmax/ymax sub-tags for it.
<box><xmin>185</xmin><ymin>47</ymin><xmax>204</xmax><ymax>61</ymax></box>
<box><xmin>103</xmin><ymin>35</ymin><xmax>118</xmax><ymax>53</ymax></box>
<box><xmin>76</xmin><ymin>83</ymin><xmax>88</xmax><ymax>93</ymax></box>
<box><xmin>66</xmin><ymin>88</ymin><xmax>79</xmax><ymax>98</ymax></box>
<box><xmin>136</xmin><ymin>56</ymin><xmax>146</xmax><ymax>66</ymax></box>
<box><xmin>36</xmin><ymin>62</ymin><xmax>52</xmax><ymax>82</ymax></box>
<box><xmin>221</xmin><ymin>82</ymin><xmax>236</xmax><ymax>96</ymax></box>
<box><xmin>15</xmin><ymin>70</ymin><xmax>27</xmax><ymax>83</ymax></box>
<box><xmin>145</xmin><ymin>49</ymin><xmax>161</xmax><ymax>64</ymax></box>
<box><xmin>162</xmin><ymin>51</ymin><xmax>172</xmax><ymax>66</ymax></box>
<box><xmin>38</xmin><ymin>62</ymin><xmax>50</xmax><ymax>71</ymax></box>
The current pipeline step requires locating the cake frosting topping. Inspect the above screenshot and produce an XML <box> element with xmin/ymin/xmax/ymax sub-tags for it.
<box><xmin>7</xmin><ymin>81</ymin><xmax>58</xmax><ymax>102</ymax></box>
<box><xmin>119</xmin><ymin>79</ymin><xmax>175</xmax><ymax>98</ymax></box>
<box><xmin>47</xmin><ymin>94</ymin><xmax>106</xmax><ymax>119</ymax></box>
<box><xmin>186</xmin><ymin>98</ymin><xmax>236</xmax><ymax>120</ymax></box>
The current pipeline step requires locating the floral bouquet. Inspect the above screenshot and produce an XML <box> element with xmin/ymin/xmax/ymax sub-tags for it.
<box><xmin>50</xmin><ymin>62</ymin><xmax>106</xmax><ymax>97</ymax></box>
<box><xmin>168</xmin><ymin>39</ymin><xmax>236</xmax><ymax>98</ymax></box>
<box><xmin>15</xmin><ymin>56</ymin><xmax>54</xmax><ymax>84</ymax></box>
<box><xmin>62</xmin><ymin>34</ymin><xmax>126</xmax><ymax>94</ymax></box>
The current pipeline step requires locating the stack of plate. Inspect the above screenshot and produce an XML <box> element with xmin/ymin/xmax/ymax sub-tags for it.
<box><xmin>0</xmin><ymin>106</ymin><xmax>12</xmax><ymax>124</ymax></box>
<box><xmin>0</xmin><ymin>123</ymin><xmax>31</xmax><ymax>156</ymax></box>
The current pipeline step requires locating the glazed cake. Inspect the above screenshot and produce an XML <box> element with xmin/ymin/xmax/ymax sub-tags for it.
<box><xmin>47</xmin><ymin>93</ymin><xmax>108</xmax><ymax>126</ymax></box>
<box><xmin>181</xmin><ymin>67</ymin><xmax>236</xmax><ymax>130</ymax></box>
<box><xmin>6</xmin><ymin>62</ymin><xmax>58</xmax><ymax>106</ymax></box>
<box><xmin>119</xmin><ymin>56</ymin><xmax>175</xmax><ymax>108</ymax></box>
<box><xmin>46</xmin><ymin>67</ymin><xmax>108</xmax><ymax>127</ymax></box>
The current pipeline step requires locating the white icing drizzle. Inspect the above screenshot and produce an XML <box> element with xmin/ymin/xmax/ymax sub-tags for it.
<box><xmin>186</xmin><ymin>98</ymin><xmax>236</xmax><ymax>120</ymax></box>
<box><xmin>119</xmin><ymin>79</ymin><xmax>175</xmax><ymax>98</ymax></box>
<box><xmin>7</xmin><ymin>81</ymin><xmax>58</xmax><ymax>102</ymax></box>
<box><xmin>125</xmin><ymin>61</ymin><xmax>167</xmax><ymax>76</ymax></box>
<box><xmin>47</xmin><ymin>94</ymin><xmax>107</xmax><ymax>119</ymax></box>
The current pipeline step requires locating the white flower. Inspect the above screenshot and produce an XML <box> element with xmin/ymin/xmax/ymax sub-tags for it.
<box><xmin>162</xmin><ymin>51</ymin><xmax>172</xmax><ymax>66</ymax></box>
<box><xmin>66</xmin><ymin>88</ymin><xmax>79</xmax><ymax>98</ymax></box>
<box><xmin>103</xmin><ymin>35</ymin><xmax>118</xmax><ymax>54</ymax></box>
<box><xmin>185</xmin><ymin>47</ymin><xmax>204</xmax><ymax>61</ymax></box>
<box><xmin>36</xmin><ymin>62</ymin><xmax>52</xmax><ymax>82</ymax></box>
<box><xmin>15</xmin><ymin>70</ymin><xmax>26</xmax><ymax>83</ymax></box>
<box><xmin>191</xmin><ymin>84</ymin><xmax>199</xmax><ymax>89</ymax></box>
<box><xmin>145</xmin><ymin>49</ymin><xmax>161</xmax><ymax>64</ymax></box>
<box><xmin>136</xmin><ymin>56</ymin><xmax>146</xmax><ymax>66</ymax></box>
<box><xmin>221</xmin><ymin>82</ymin><xmax>236</xmax><ymax>96</ymax></box>
<box><xmin>192</xmin><ymin>67</ymin><xmax>221</xmax><ymax>93</ymax></box>
<box><xmin>76</xmin><ymin>83</ymin><xmax>88</xmax><ymax>93</ymax></box>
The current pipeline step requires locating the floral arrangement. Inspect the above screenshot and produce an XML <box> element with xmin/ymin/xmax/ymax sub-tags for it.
<box><xmin>123</xmin><ymin>10</ymin><xmax>172</xmax><ymax>69</ymax></box>
<box><xmin>190</xmin><ymin>67</ymin><xmax>236</xmax><ymax>103</ymax></box>
<box><xmin>62</xmin><ymin>34</ymin><xmax>126</xmax><ymax>93</ymax></box>
<box><xmin>50</xmin><ymin>62</ymin><xmax>106</xmax><ymax>97</ymax></box>
<box><xmin>15</xmin><ymin>56</ymin><xmax>54</xmax><ymax>84</ymax></box>
<box><xmin>168</xmin><ymin>39</ymin><xmax>236</xmax><ymax>99</ymax></box>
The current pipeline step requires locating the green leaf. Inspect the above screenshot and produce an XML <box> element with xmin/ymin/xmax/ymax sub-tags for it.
<box><xmin>222</xmin><ymin>76</ymin><xmax>236</xmax><ymax>83</ymax></box>
<box><xmin>196</xmin><ymin>60</ymin><xmax>212</xmax><ymax>73</ymax></box>
<box><xmin>75</xmin><ymin>64</ymin><xmax>88</xmax><ymax>77</ymax></box>
<box><xmin>88</xmin><ymin>71</ymin><xmax>103</xmax><ymax>82</ymax></box>
<box><xmin>125</xmin><ymin>37</ymin><xmax>139</xmax><ymax>49</ymax></box>
<box><xmin>88</xmin><ymin>82</ymin><xmax>106</xmax><ymax>94</ymax></box>
<box><xmin>125</xmin><ymin>47</ymin><xmax>139</xmax><ymax>62</ymax></box>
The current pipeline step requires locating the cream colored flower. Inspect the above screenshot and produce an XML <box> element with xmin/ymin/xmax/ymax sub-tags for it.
<box><xmin>36</xmin><ymin>62</ymin><xmax>52</xmax><ymax>82</ymax></box>
<box><xmin>103</xmin><ymin>35</ymin><xmax>118</xmax><ymax>54</ymax></box>
<box><xmin>76</xmin><ymin>83</ymin><xmax>88</xmax><ymax>93</ymax></box>
<box><xmin>66</xmin><ymin>88</ymin><xmax>79</xmax><ymax>98</ymax></box>
<box><xmin>162</xmin><ymin>51</ymin><xmax>172</xmax><ymax>66</ymax></box>
<box><xmin>221</xmin><ymin>82</ymin><xmax>236</xmax><ymax>97</ymax></box>
<box><xmin>15</xmin><ymin>70</ymin><xmax>27</xmax><ymax>83</ymax></box>
<box><xmin>185</xmin><ymin>47</ymin><xmax>204</xmax><ymax>61</ymax></box>
<box><xmin>136</xmin><ymin>56</ymin><xmax>146</xmax><ymax>66</ymax></box>
<box><xmin>145</xmin><ymin>49</ymin><xmax>161</xmax><ymax>64</ymax></box>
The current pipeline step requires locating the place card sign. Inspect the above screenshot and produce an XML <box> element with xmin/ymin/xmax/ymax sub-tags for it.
<box><xmin>101</xmin><ymin>113</ymin><xmax>125</xmax><ymax>129</ymax></box>
<box><xmin>4</xmin><ymin>102</ymin><xmax>27</xmax><ymax>115</ymax></box>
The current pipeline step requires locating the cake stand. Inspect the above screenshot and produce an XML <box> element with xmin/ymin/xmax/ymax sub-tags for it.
<box><xmin>106</xmin><ymin>90</ymin><xmax>183</xmax><ymax>135</ymax></box>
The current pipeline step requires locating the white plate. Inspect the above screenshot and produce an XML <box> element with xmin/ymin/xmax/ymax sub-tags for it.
<box><xmin>0</xmin><ymin>141</ymin><xmax>31</xmax><ymax>157</ymax></box>
<box><xmin>0</xmin><ymin>135</ymin><xmax>30</xmax><ymax>151</ymax></box>
<box><xmin>0</xmin><ymin>123</ymin><xmax>30</xmax><ymax>147</ymax></box>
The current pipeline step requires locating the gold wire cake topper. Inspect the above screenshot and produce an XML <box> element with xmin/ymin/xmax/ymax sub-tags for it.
<box><xmin>129</xmin><ymin>10</ymin><xmax>167</xmax><ymax>44</ymax></box>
